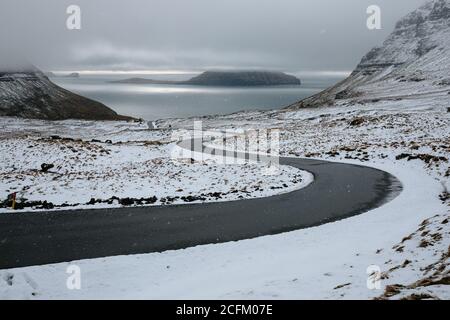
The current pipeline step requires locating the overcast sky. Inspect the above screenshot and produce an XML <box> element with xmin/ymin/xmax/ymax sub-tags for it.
<box><xmin>0</xmin><ymin>0</ymin><xmax>428</xmax><ymax>73</ymax></box>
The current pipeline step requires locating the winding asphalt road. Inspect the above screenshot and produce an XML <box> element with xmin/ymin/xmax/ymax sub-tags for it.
<box><xmin>0</xmin><ymin>137</ymin><xmax>402</xmax><ymax>269</ymax></box>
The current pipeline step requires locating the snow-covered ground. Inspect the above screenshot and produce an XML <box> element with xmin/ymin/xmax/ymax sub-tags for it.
<box><xmin>0</xmin><ymin>117</ymin><xmax>310</xmax><ymax>212</ymax></box>
<box><xmin>1</xmin><ymin>96</ymin><xmax>448</xmax><ymax>299</ymax></box>
<box><xmin>1</xmin><ymin>0</ymin><xmax>448</xmax><ymax>300</ymax></box>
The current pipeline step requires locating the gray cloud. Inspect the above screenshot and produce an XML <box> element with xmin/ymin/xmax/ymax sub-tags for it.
<box><xmin>0</xmin><ymin>0</ymin><xmax>429</xmax><ymax>72</ymax></box>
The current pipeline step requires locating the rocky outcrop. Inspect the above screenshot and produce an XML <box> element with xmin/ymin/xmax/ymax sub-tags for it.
<box><xmin>185</xmin><ymin>71</ymin><xmax>301</xmax><ymax>86</ymax></box>
<box><xmin>0</xmin><ymin>65</ymin><xmax>131</xmax><ymax>121</ymax></box>
<box><xmin>288</xmin><ymin>0</ymin><xmax>450</xmax><ymax>109</ymax></box>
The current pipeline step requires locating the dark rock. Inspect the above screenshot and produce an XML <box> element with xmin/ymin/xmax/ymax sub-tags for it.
<box><xmin>326</xmin><ymin>151</ymin><xmax>340</xmax><ymax>157</ymax></box>
<box><xmin>39</xmin><ymin>201</ymin><xmax>54</xmax><ymax>209</ymax></box>
<box><xmin>335</xmin><ymin>90</ymin><xmax>352</xmax><ymax>100</ymax></box>
<box><xmin>409</xmin><ymin>77</ymin><xmax>425</xmax><ymax>82</ymax></box>
<box><xmin>40</xmin><ymin>163</ymin><xmax>54</xmax><ymax>172</ymax></box>
<box><xmin>396</xmin><ymin>153</ymin><xmax>448</xmax><ymax>164</ymax></box>
<box><xmin>210</xmin><ymin>192</ymin><xmax>222</xmax><ymax>199</ymax></box>
<box><xmin>349</xmin><ymin>118</ymin><xmax>365</xmax><ymax>126</ymax></box>
<box><xmin>119</xmin><ymin>198</ymin><xmax>134</xmax><ymax>206</ymax></box>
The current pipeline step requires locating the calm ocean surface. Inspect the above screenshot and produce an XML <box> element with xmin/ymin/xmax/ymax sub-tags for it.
<box><xmin>53</xmin><ymin>73</ymin><xmax>345</xmax><ymax>121</ymax></box>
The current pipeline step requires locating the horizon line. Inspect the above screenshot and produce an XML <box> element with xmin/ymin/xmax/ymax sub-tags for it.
<box><xmin>50</xmin><ymin>69</ymin><xmax>352</xmax><ymax>77</ymax></box>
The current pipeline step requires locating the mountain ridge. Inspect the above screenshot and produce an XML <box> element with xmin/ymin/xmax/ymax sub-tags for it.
<box><xmin>287</xmin><ymin>0</ymin><xmax>450</xmax><ymax>109</ymax></box>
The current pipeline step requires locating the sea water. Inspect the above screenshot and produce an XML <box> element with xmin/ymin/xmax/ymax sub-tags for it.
<box><xmin>53</xmin><ymin>73</ymin><xmax>345</xmax><ymax>120</ymax></box>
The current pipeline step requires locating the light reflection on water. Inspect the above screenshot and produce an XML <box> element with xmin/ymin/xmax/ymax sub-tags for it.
<box><xmin>52</xmin><ymin>73</ymin><xmax>345</xmax><ymax>120</ymax></box>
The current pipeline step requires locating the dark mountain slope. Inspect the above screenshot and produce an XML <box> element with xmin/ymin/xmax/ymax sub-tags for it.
<box><xmin>0</xmin><ymin>66</ymin><xmax>131</xmax><ymax>121</ymax></box>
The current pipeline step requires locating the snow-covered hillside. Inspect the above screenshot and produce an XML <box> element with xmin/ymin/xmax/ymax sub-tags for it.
<box><xmin>1</xmin><ymin>102</ymin><xmax>448</xmax><ymax>300</ymax></box>
<box><xmin>289</xmin><ymin>0</ymin><xmax>450</xmax><ymax>109</ymax></box>
<box><xmin>0</xmin><ymin>117</ymin><xmax>311</xmax><ymax>212</ymax></box>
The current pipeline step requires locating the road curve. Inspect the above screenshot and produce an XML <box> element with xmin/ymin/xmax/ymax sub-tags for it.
<box><xmin>0</xmin><ymin>137</ymin><xmax>402</xmax><ymax>269</ymax></box>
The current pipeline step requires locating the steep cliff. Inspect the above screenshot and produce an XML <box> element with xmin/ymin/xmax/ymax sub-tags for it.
<box><xmin>288</xmin><ymin>0</ymin><xmax>450</xmax><ymax>109</ymax></box>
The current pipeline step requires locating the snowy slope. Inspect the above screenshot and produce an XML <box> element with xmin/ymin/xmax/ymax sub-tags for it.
<box><xmin>288</xmin><ymin>0</ymin><xmax>450</xmax><ymax>109</ymax></box>
<box><xmin>1</xmin><ymin>103</ymin><xmax>448</xmax><ymax>299</ymax></box>
<box><xmin>0</xmin><ymin>117</ymin><xmax>311</xmax><ymax>212</ymax></box>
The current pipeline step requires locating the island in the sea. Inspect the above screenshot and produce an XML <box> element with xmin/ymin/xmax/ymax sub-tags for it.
<box><xmin>111</xmin><ymin>71</ymin><xmax>301</xmax><ymax>87</ymax></box>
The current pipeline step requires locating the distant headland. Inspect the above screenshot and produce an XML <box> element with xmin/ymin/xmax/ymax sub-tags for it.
<box><xmin>111</xmin><ymin>71</ymin><xmax>301</xmax><ymax>87</ymax></box>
